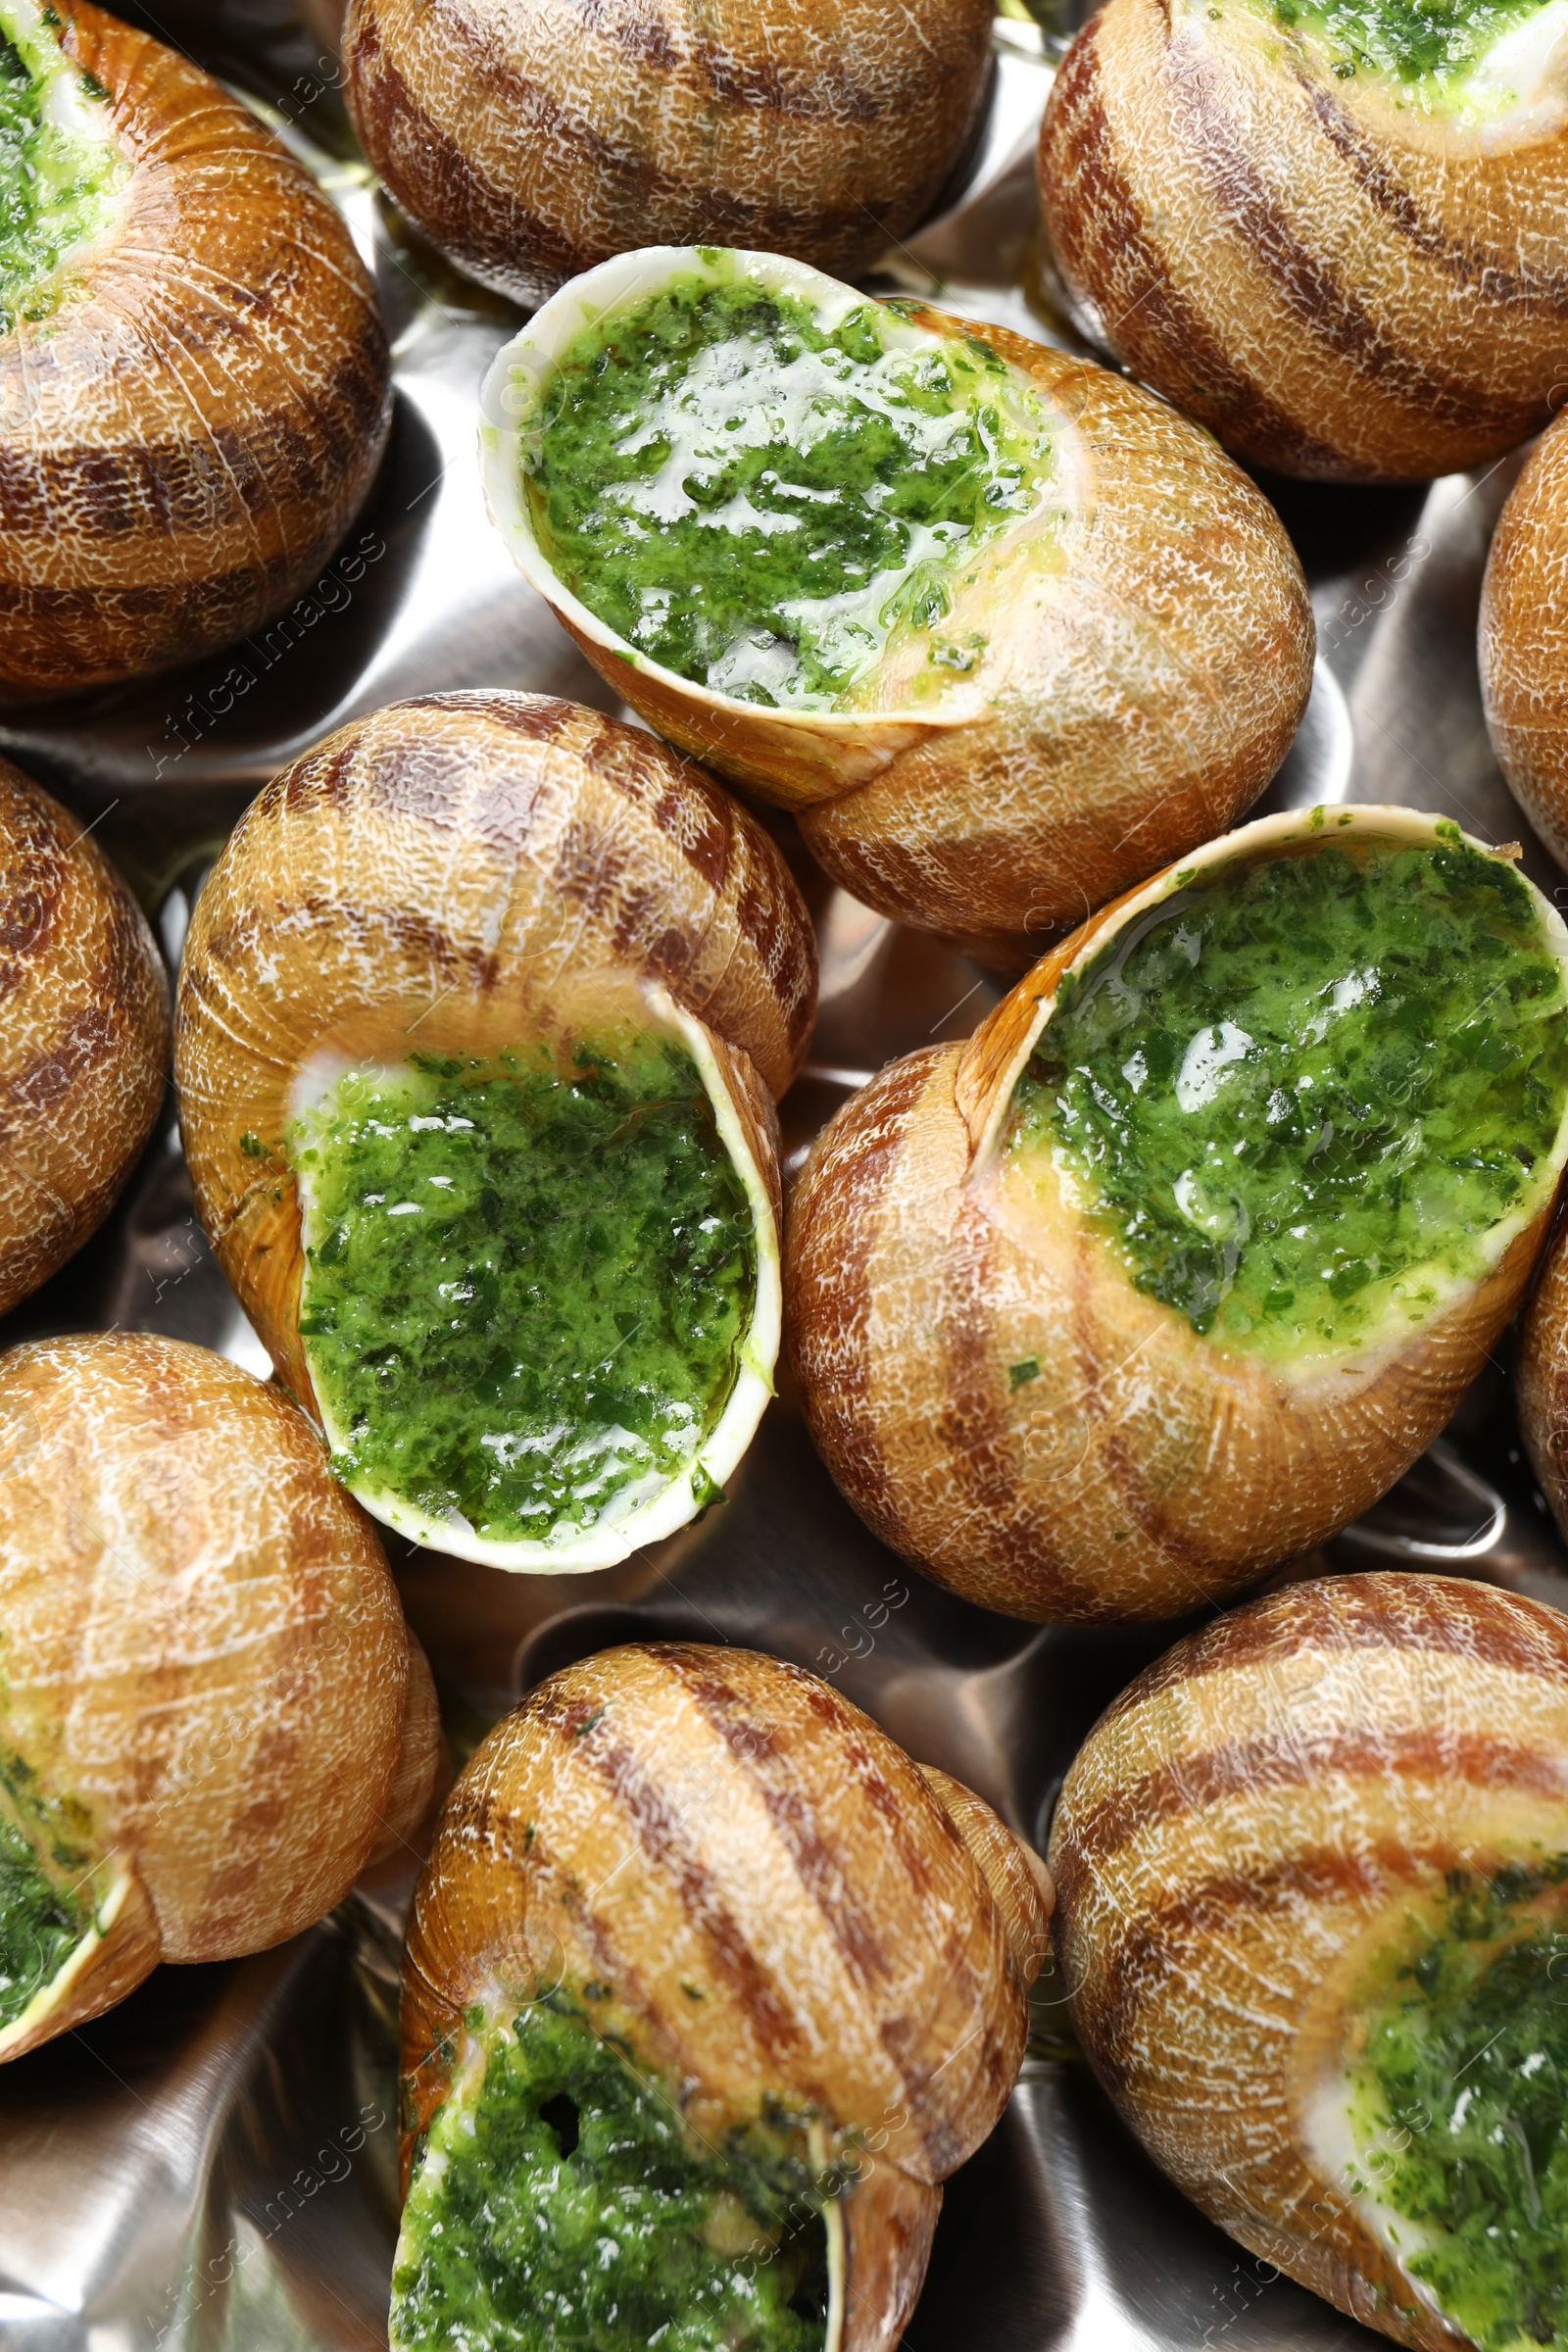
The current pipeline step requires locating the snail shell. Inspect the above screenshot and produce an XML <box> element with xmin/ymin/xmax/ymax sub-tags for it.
<box><xmin>1480</xmin><ymin>411</ymin><xmax>1568</xmax><ymax>869</ymax></box>
<box><xmin>0</xmin><ymin>760</ymin><xmax>169</xmax><ymax>1318</ymax></box>
<box><xmin>341</xmin><ymin>0</ymin><xmax>995</xmax><ymax>308</ymax></box>
<box><xmin>483</xmin><ymin>248</ymin><xmax>1313</xmax><ymax>962</ymax></box>
<box><xmin>1051</xmin><ymin>1572</ymin><xmax>1568</xmax><ymax>2350</ymax></box>
<box><xmin>0</xmin><ymin>0</ymin><xmax>390</xmax><ymax>696</ymax></box>
<box><xmin>396</xmin><ymin>1642</ymin><xmax>1051</xmax><ymax>2352</ymax></box>
<box><xmin>175</xmin><ymin>690</ymin><xmax>815</xmax><ymax>1571</ymax></box>
<box><xmin>1037</xmin><ymin>0</ymin><xmax>1568</xmax><ymax>483</ymax></box>
<box><xmin>0</xmin><ymin>1331</ymin><xmax>441</xmax><ymax>2064</ymax></box>
<box><xmin>787</xmin><ymin>805</ymin><xmax>1568</xmax><ymax>1623</ymax></box>
<box><xmin>1514</xmin><ymin>1199</ymin><xmax>1568</xmax><ymax>1544</ymax></box>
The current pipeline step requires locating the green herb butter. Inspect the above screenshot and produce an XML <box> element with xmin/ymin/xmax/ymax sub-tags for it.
<box><xmin>1007</xmin><ymin>836</ymin><xmax>1568</xmax><ymax>1351</ymax></box>
<box><xmin>1346</xmin><ymin>1860</ymin><xmax>1568</xmax><ymax>2351</ymax></box>
<box><xmin>392</xmin><ymin>1997</ymin><xmax>832</xmax><ymax>2352</ymax></box>
<box><xmin>290</xmin><ymin>1031</ymin><xmax>759</xmax><ymax>1547</ymax></box>
<box><xmin>0</xmin><ymin>1744</ymin><xmax>93</xmax><ymax>2030</ymax></box>
<box><xmin>0</xmin><ymin>0</ymin><xmax>127</xmax><ymax>333</ymax></box>
<box><xmin>1262</xmin><ymin>0</ymin><xmax>1560</xmax><ymax>109</ymax></box>
<box><xmin>522</xmin><ymin>271</ymin><xmax>1053</xmax><ymax>710</ymax></box>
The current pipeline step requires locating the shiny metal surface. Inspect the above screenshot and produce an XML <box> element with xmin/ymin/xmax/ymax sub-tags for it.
<box><xmin>1</xmin><ymin>11</ymin><xmax>1563</xmax><ymax>2347</ymax></box>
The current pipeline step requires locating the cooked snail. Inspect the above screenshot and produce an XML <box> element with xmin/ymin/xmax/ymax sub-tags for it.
<box><xmin>1051</xmin><ymin>1571</ymin><xmax>1568</xmax><ymax>2352</ymax></box>
<box><xmin>175</xmin><ymin>690</ymin><xmax>815</xmax><ymax>1574</ymax></box>
<box><xmin>1037</xmin><ymin>0</ymin><xmax>1568</xmax><ymax>483</ymax></box>
<box><xmin>788</xmin><ymin>806</ymin><xmax>1568</xmax><ymax>1623</ymax></box>
<box><xmin>1480</xmin><ymin>409</ymin><xmax>1568</xmax><ymax>869</ymax></box>
<box><xmin>0</xmin><ymin>759</ymin><xmax>169</xmax><ymax>1318</ymax></box>
<box><xmin>393</xmin><ymin>1641</ymin><xmax>1052</xmax><ymax>2352</ymax></box>
<box><xmin>342</xmin><ymin>0</ymin><xmax>995</xmax><ymax>308</ymax></box>
<box><xmin>0</xmin><ymin>1330</ymin><xmax>441</xmax><ymax>2064</ymax></box>
<box><xmin>480</xmin><ymin>245</ymin><xmax>1314</xmax><ymax>962</ymax></box>
<box><xmin>0</xmin><ymin>0</ymin><xmax>390</xmax><ymax>696</ymax></box>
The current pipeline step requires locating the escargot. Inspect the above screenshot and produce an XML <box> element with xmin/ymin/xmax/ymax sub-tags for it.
<box><xmin>1480</xmin><ymin>409</ymin><xmax>1568</xmax><ymax>869</ymax></box>
<box><xmin>0</xmin><ymin>1330</ymin><xmax>441</xmax><ymax>2063</ymax></box>
<box><xmin>175</xmin><ymin>690</ymin><xmax>815</xmax><ymax>1574</ymax></box>
<box><xmin>788</xmin><ymin>805</ymin><xmax>1568</xmax><ymax>1623</ymax></box>
<box><xmin>393</xmin><ymin>1641</ymin><xmax>1051</xmax><ymax>2352</ymax></box>
<box><xmin>1037</xmin><ymin>0</ymin><xmax>1568</xmax><ymax>483</ymax></box>
<box><xmin>1052</xmin><ymin>1572</ymin><xmax>1568</xmax><ymax>2352</ymax></box>
<box><xmin>1513</xmin><ymin>1190</ymin><xmax>1568</xmax><ymax>1544</ymax></box>
<box><xmin>0</xmin><ymin>760</ymin><xmax>168</xmax><ymax>1318</ymax></box>
<box><xmin>341</xmin><ymin>0</ymin><xmax>994</xmax><ymax>309</ymax></box>
<box><xmin>0</xmin><ymin>0</ymin><xmax>390</xmax><ymax>696</ymax></box>
<box><xmin>481</xmin><ymin>246</ymin><xmax>1314</xmax><ymax>961</ymax></box>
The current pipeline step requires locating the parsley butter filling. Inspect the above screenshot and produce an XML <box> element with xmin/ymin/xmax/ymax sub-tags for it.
<box><xmin>1321</xmin><ymin>1860</ymin><xmax>1568</xmax><ymax>2352</ymax></box>
<box><xmin>0</xmin><ymin>0</ymin><xmax>127</xmax><ymax>333</ymax></box>
<box><xmin>0</xmin><ymin>1745</ymin><xmax>96</xmax><ymax>2033</ymax></box>
<box><xmin>1006</xmin><ymin>828</ymin><xmax>1568</xmax><ymax>1356</ymax></box>
<box><xmin>519</xmin><ymin>266</ymin><xmax>1055</xmax><ymax>713</ymax></box>
<box><xmin>1253</xmin><ymin>0</ymin><xmax>1568</xmax><ymax>119</ymax></box>
<box><xmin>287</xmin><ymin>1027</ymin><xmax>761</xmax><ymax>1554</ymax></box>
<box><xmin>391</xmin><ymin>1996</ymin><xmax>835</xmax><ymax>2352</ymax></box>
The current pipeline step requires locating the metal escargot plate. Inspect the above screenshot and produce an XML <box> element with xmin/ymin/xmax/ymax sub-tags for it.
<box><xmin>2</xmin><ymin>4</ymin><xmax>1566</xmax><ymax>2347</ymax></box>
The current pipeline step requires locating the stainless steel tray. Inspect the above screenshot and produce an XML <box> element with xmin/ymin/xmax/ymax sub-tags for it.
<box><xmin>2</xmin><ymin>9</ymin><xmax>1565</xmax><ymax>2345</ymax></box>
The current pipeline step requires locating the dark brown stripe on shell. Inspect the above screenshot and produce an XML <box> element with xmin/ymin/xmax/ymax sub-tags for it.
<box><xmin>1303</xmin><ymin>74</ymin><xmax>1568</xmax><ymax>316</ymax></box>
<box><xmin>562</xmin><ymin>0</ymin><xmax>888</xmax><ymax>121</ymax></box>
<box><xmin>1082</xmin><ymin>1842</ymin><xmax>1443</xmax><ymax>2086</ymax></box>
<box><xmin>1042</xmin><ymin>29</ymin><xmax>1348</xmax><ymax>475</ymax></box>
<box><xmin>1056</xmin><ymin>1727</ymin><xmax>1568</xmax><ymax>1911</ymax></box>
<box><xmin>794</xmin><ymin>1052</ymin><xmax>946</xmax><ymax>1557</ymax></box>
<box><xmin>1167</xmin><ymin>37</ymin><xmax>1535</xmax><ymax>438</ymax></box>
<box><xmin>538</xmin><ymin>1685</ymin><xmax>807</xmax><ymax>2067</ymax></box>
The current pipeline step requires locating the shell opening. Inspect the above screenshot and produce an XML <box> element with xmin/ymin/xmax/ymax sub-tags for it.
<box><xmin>285</xmin><ymin>990</ymin><xmax>779</xmax><ymax>1571</ymax></box>
<box><xmin>994</xmin><ymin>814</ymin><xmax>1568</xmax><ymax>1374</ymax></box>
<box><xmin>482</xmin><ymin>245</ymin><xmax>1060</xmax><ymax>729</ymax></box>
<box><xmin>1202</xmin><ymin>0</ymin><xmax>1568</xmax><ymax>127</ymax></box>
<box><xmin>0</xmin><ymin>0</ymin><xmax>130</xmax><ymax>331</ymax></box>
<box><xmin>391</xmin><ymin>1994</ymin><xmax>838</xmax><ymax>2352</ymax></box>
<box><xmin>1305</xmin><ymin>1854</ymin><xmax>1568</xmax><ymax>2352</ymax></box>
<box><xmin>0</xmin><ymin>1744</ymin><xmax>103</xmax><ymax>2053</ymax></box>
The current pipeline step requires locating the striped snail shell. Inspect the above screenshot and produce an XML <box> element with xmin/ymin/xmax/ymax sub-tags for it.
<box><xmin>1514</xmin><ymin>1196</ymin><xmax>1568</xmax><ymax>1544</ymax></box>
<box><xmin>175</xmin><ymin>691</ymin><xmax>815</xmax><ymax>1574</ymax></box>
<box><xmin>0</xmin><ymin>1331</ymin><xmax>442</xmax><ymax>2065</ymax></box>
<box><xmin>1037</xmin><ymin>0</ymin><xmax>1568</xmax><ymax>483</ymax></box>
<box><xmin>483</xmin><ymin>248</ymin><xmax>1313</xmax><ymax>962</ymax></box>
<box><xmin>0</xmin><ymin>0</ymin><xmax>390</xmax><ymax>696</ymax></box>
<box><xmin>1480</xmin><ymin>411</ymin><xmax>1568</xmax><ymax>869</ymax></box>
<box><xmin>787</xmin><ymin>806</ymin><xmax>1568</xmax><ymax>1623</ymax></box>
<box><xmin>1051</xmin><ymin>1572</ymin><xmax>1568</xmax><ymax>2352</ymax></box>
<box><xmin>341</xmin><ymin>0</ymin><xmax>995</xmax><ymax>309</ymax></box>
<box><xmin>393</xmin><ymin>1642</ymin><xmax>1051</xmax><ymax>2352</ymax></box>
<box><xmin>0</xmin><ymin>760</ymin><xmax>169</xmax><ymax>1318</ymax></box>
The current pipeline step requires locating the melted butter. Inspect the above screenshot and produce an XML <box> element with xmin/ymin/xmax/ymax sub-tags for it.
<box><xmin>1006</xmin><ymin>829</ymin><xmax>1568</xmax><ymax>1356</ymax></box>
<box><xmin>0</xmin><ymin>0</ymin><xmax>127</xmax><ymax>332</ymax></box>
<box><xmin>522</xmin><ymin>270</ymin><xmax>1055</xmax><ymax>712</ymax></box>
<box><xmin>392</xmin><ymin>1995</ymin><xmax>834</xmax><ymax>2352</ymax></box>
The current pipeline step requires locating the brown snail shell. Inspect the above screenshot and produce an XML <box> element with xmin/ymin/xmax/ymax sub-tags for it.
<box><xmin>1479</xmin><ymin>410</ymin><xmax>1568</xmax><ymax>869</ymax></box>
<box><xmin>0</xmin><ymin>1330</ymin><xmax>442</xmax><ymax>2064</ymax></box>
<box><xmin>1514</xmin><ymin>1196</ymin><xmax>1568</xmax><ymax>1542</ymax></box>
<box><xmin>0</xmin><ymin>0</ymin><xmax>390</xmax><ymax>697</ymax></box>
<box><xmin>1037</xmin><ymin>0</ymin><xmax>1568</xmax><ymax>483</ymax></box>
<box><xmin>1050</xmin><ymin>1571</ymin><xmax>1568</xmax><ymax>2350</ymax></box>
<box><xmin>175</xmin><ymin>689</ymin><xmax>816</xmax><ymax>1571</ymax></box>
<box><xmin>0</xmin><ymin>760</ymin><xmax>169</xmax><ymax>1318</ymax></box>
<box><xmin>396</xmin><ymin>1641</ymin><xmax>1051</xmax><ymax>2352</ymax></box>
<box><xmin>483</xmin><ymin>248</ymin><xmax>1314</xmax><ymax>962</ymax></box>
<box><xmin>341</xmin><ymin>0</ymin><xmax>995</xmax><ymax>309</ymax></box>
<box><xmin>786</xmin><ymin>806</ymin><xmax>1568</xmax><ymax>1624</ymax></box>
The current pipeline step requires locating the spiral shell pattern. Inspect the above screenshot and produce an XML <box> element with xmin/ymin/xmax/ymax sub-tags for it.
<box><xmin>0</xmin><ymin>0</ymin><xmax>390</xmax><ymax>695</ymax></box>
<box><xmin>0</xmin><ymin>761</ymin><xmax>169</xmax><ymax>1318</ymax></box>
